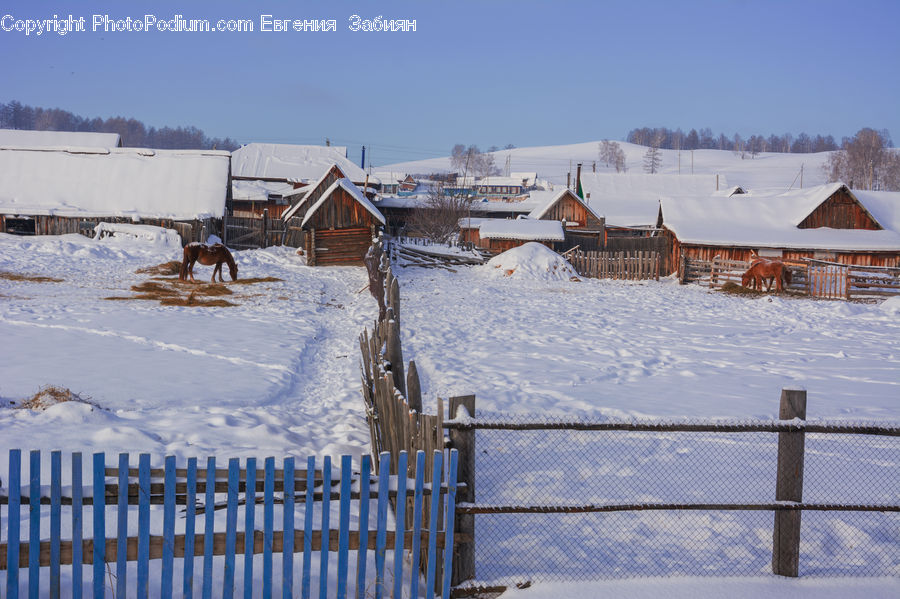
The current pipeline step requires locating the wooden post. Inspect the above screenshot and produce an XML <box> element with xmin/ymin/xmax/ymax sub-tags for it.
<box><xmin>386</xmin><ymin>319</ymin><xmax>406</xmax><ymax>397</ymax></box>
<box><xmin>407</xmin><ymin>360</ymin><xmax>422</xmax><ymax>413</ymax></box>
<box><xmin>262</xmin><ymin>209</ymin><xmax>268</xmax><ymax>249</ymax></box>
<box><xmin>772</xmin><ymin>387</ymin><xmax>807</xmax><ymax>577</ymax></box>
<box><xmin>389</xmin><ymin>278</ymin><xmax>400</xmax><ymax>324</ymax></box>
<box><xmin>448</xmin><ymin>395</ymin><xmax>476</xmax><ymax>585</ymax></box>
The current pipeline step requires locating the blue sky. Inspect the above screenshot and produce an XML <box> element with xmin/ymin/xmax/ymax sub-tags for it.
<box><xmin>1</xmin><ymin>0</ymin><xmax>898</xmax><ymax>166</ymax></box>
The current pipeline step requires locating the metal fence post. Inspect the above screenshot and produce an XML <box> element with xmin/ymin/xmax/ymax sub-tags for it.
<box><xmin>772</xmin><ymin>388</ymin><xmax>807</xmax><ymax>577</ymax></box>
<box><xmin>448</xmin><ymin>395</ymin><xmax>476</xmax><ymax>586</ymax></box>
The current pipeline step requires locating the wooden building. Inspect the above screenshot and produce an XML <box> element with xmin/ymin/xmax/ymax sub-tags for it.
<box><xmin>230</xmin><ymin>178</ymin><xmax>307</xmax><ymax>219</ymax></box>
<box><xmin>0</xmin><ymin>145</ymin><xmax>231</xmax><ymax>244</ymax></box>
<box><xmin>299</xmin><ymin>178</ymin><xmax>385</xmax><ymax>266</ymax></box>
<box><xmin>661</xmin><ymin>182</ymin><xmax>900</xmax><ymax>273</ymax></box>
<box><xmin>461</xmin><ymin>218</ymin><xmax>564</xmax><ymax>253</ymax></box>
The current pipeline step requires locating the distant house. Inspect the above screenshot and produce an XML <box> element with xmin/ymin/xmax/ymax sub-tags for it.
<box><xmin>0</xmin><ymin>145</ymin><xmax>231</xmax><ymax>242</ymax></box>
<box><xmin>230</xmin><ymin>143</ymin><xmax>369</xmax><ymax>218</ymax></box>
<box><xmin>661</xmin><ymin>182</ymin><xmax>900</xmax><ymax>272</ymax></box>
<box><xmin>298</xmin><ymin>178</ymin><xmax>385</xmax><ymax>266</ymax></box>
<box><xmin>579</xmin><ymin>173</ymin><xmax>723</xmax><ymax>234</ymax></box>
<box><xmin>372</xmin><ymin>172</ymin><xmax>417</xmax><ymax>196</ymax></box>
<box><xmin>475</xmin><ymin>176</ymin><xmax>529</xmax><ymax>200</ymax></box>
<box><xmin>0</xmin><ymin>128</ymin><xmax>122</xmax><ymax>148</ymax></box>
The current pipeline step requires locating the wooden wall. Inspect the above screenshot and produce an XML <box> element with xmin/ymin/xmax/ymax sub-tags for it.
<box><xmin>304</xmin><ymin>186</ymin><xmax>380</xmax><ymax>231</ymax></box>
<box><xmin>540</xmin><ymin>195</ymin><xmax>605</xmax><ymax>230</ymax></box>
<box><xmin>305</xmin><ymin>226</ymin><xmax>374</xmax><ymax>266</ymax></box>
<box><xmin>670</xmin><ymin>236</ymin><xmax>900</xmax><ymax>271</ymax></box>
<box><xmin>798</xmin><ymin>188</ymin><xmax>881</xmax><ymax>230</ymax></box>
<box><xmin>1</xmin><ymin>215</ymin><xmax>215</xmax><ymax>246</ymax></box>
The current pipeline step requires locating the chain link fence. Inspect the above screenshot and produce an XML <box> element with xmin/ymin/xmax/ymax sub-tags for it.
<box><xmin>463</xmin><ymin>420</ymin><xmax>900</xmax><ymax>585</ymax></box>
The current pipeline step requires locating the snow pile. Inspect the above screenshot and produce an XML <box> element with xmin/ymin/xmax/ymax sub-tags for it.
<box><xmin>879</xmin><ymin>295</ymin><xmax>900</xmax><ymax>316</ymax></box>
<box><xmin>483</xmin><ymin>242</ymin><xmax>579</xmax><ymax>281</ymax></box>
<box><xmin>93</xmin><ymin>222</ymin><xmax>182</xmax><ymax>247</ymax></box>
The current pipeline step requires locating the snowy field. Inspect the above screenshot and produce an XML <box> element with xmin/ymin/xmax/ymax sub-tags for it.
<box><xmin>1</xmin><ymin>234</ymin><xmax>899</xmax><ymax>596</ymax></box>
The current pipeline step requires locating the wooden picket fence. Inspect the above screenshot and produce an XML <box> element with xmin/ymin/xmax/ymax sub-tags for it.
<box><xmin>1</xmin><ymin>449</ymin><xmax>458</xmax><ymax>599</ymax></box>
<box><xmin>568</xmin><ymin>249</ymin><xmax>660</xmax><ymax>281</ymax></box>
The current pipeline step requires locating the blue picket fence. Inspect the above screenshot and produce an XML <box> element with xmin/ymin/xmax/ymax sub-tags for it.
<box><xmin>0</xmin><ymin>449</ymin><xmax>458</xmax><ymax>599</ymax></box>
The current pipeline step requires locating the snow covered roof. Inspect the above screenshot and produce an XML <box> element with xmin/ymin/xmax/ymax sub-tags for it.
<box><xmin>478</xmin><ymin>219</ymin><xmax>565</xmax><ymax>241</ymax></box>
<box><xmin>661</xmin><ymin>182</ymin><xmax>900</xmax><ymax>251</ymax></box>
<box><xmin>476</xmin><ymin>176</ymin><xmax>528</xmax><ymax>187</ymax></box>
<box><xmin>0</xmin><ymin>128</ymin><xmax>121</xmax><ymax>148</ymax></box>
<box><xmin>528</xmin><ymin>188</ymin><xmax>604</xmax><ymax>222</ymax></box>
<box><xmin>458</xmin><ymin>217</ymin><xmax>493</xmax><ymax>229</ymax></box>
<box><xmin>231</xmin><ymin>179</ymin><xmax>306</xmax><ymax>203</ymax></box>
<box><xmin>300</xmin><ymin>178</ymin><xmax>385</xmax><ymax>228</ymax></box>
<box><xmin>0</xmin><ymin>146</ymin><xmax>231</xmax><ymax>219</ymax></box>
<box><xmin>579</xmin><ymin>173</ymin><xmax>723</xmax><ymax>227</ymax></box>
<box><xmin>231</xmin><ymin>143</ymin><xmax>366</xmax><ymax>183</ymax></box>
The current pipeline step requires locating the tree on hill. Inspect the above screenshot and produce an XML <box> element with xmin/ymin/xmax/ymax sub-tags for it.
<box><xmin>449</xmin><ymin>144</ymin><xmax>500</xmax><ymax>178</ymax></box>
<box><xmin>599</xmin><ymin>140</ymin><xmax>626</xmax><ymax>172</ymax></box>
<box><xmin>643</xmin><ymin>145</ymin><xmax>662</xmax><ymax>174</ymax></box>
<box><xmin>825</xmin><ymin>128</ymin><xmax>900</xmax><ymax>191</ymax></box>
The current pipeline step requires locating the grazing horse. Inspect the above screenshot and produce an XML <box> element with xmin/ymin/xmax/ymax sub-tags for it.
<box><xmin>179</xmin><ymin>243</ymin><xmax>238</xmax><ymax>283</ymax></box>
<box><xmin>742</xmin><ymin>259</ymin><xmax>790</xmax><ymax>292</ymax></box>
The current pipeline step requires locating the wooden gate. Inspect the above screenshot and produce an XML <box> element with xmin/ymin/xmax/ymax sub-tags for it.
<box><xmin>807</xmin><ymin>262</ymin><xmax>849</xmax><ymax>299</ymax></box>
<box><xmin>224</xmin><ymin>214</ymin><xmax>285</xmax><ymax>250</ymax></box>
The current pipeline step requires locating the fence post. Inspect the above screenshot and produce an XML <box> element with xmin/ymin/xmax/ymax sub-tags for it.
<box><xmin>407</xmin><ymin>360</ymin><xmax>423</xmax><ymax>413</ymax></box>
<box><xmin>262</xmin><ymin>209</ymin><xmax>268</xmax><ymax>249</ymax></box>
<box><xmin>772</xmin><ymin>387</ymin><xmax>807</xmax><ymax>577</ymax></box>
<box><xmin>386</xmin><ymin>319</ymin><xmax>406</xmax><ymax>397</ymax></box>
<box><xmin>448</xmin><ymin>395</ymin><xmax>476</xmax><ymax>586</ymax></box>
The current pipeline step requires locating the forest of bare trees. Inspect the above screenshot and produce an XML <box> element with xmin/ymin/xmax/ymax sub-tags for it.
<box><xmin>0</xmin><ymin>100</ymin><xmax>239</xmax><ymax>151</ymax></box>
<box><xmin>626</xmin><ymin>126</ymin><xmax>846</xmax><ymax>155</ymax></box>
<box><xmin>824</xmin><ymin>128</ymin><xmax>900</xmax><ymax>191</ymax></box>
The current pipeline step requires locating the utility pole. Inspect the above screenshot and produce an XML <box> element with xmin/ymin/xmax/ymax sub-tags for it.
<box><xmin>678</xmin><ymin>151</ymin><xmax>681</xmax><ymax>175</ymax></box>
<box><xmin>800</xmin><ymin>164</ymin><xmax>804</xmax><ymax>189</ymax></box>
<box><xmin>691</xmin><ymin>150</ymin><xmax>694</xmax><ymax>175</ymax></box>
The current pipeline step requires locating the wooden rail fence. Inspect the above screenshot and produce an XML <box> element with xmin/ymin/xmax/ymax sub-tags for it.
<box><xmin>1</xmin><ymin>449</ymin><xmax>459</xmax><ymax>599</ymax></box>
<box><xmin>444</xmin><ymin>390</ymin><xmax>900</xmax><ymax>595</ymax></box>
<box><xmin>569</xmin><ymin>249</ymin><xmax>660</xmax><ymax>281</ymax></box>
<box><xmin>681</xmin><ymin>256</ymin><xmax>900</xmax><ymax>300</ymax></box>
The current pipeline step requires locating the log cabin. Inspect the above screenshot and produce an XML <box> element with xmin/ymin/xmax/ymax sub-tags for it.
<box><xmin>299</xmin><ymin>178</ymin><xmax>385</xmax><ymax>266</ymax></box>
<box><xmin>660</xmin><ymin>182</ymin><xmax>900</xmax><ymax>273</ymax></box>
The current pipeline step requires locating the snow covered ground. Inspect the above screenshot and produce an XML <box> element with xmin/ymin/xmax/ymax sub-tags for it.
<box><xmin>1</xmin><ymin>234</ymin><xmax>898</xmax><ymax>595</ymax></box>
<box><xmin>382</xmin><ymin>141</ymin><xmax>830</xmax><ymax>190</ymax></box>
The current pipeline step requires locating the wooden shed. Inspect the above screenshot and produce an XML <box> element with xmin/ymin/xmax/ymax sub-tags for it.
<box><xmin>661</xmin><ymin>182</ymin><xmax>900</xmax><ymax>273</ymax></box>
<box><xmin>300</xmin><ymin>178</ymin><xmax>385</xmax><ymax>266</ymax></box>
<box><xmin>0</xmin><ymin>145</ymin><xmax>231</xmax><ymax>243</ymax></box>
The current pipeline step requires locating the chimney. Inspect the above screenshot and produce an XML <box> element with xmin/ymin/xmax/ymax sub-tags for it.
<box><xmin>361</xmin><ymin>146</ymin><xmax>366</xmax><ymax>169</ymax></box>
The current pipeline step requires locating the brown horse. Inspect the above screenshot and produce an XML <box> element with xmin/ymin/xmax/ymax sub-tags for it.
<box><xmin>742</xmin><ymin>259</ymin><xmax>790</xmax><ymax>292</ymax></box>
<box><xmin>179</xmin><ymin>243</ymin><xmax>238</xmax><ymax>283</ymax></box>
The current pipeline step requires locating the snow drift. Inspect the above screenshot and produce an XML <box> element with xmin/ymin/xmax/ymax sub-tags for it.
<box><xmin>482</xmin><ymin>242</ymin><xmax>579</xmax><ymax>282</ymax></box>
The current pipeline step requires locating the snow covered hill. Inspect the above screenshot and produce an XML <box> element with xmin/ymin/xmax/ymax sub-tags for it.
<box><xmin>382</xmin><ymin>140</ymin><xmax>831</xmax><ymax>191</ymax></box>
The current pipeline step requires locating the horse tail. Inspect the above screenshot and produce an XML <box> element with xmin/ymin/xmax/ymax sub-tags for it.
<box><xmin>179</xmin><ymin>246</ymin><xmax>189</xmax><ymax>281</ymax></box>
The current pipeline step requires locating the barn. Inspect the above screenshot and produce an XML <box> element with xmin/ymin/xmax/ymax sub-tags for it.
<box><xmin>661</xmin><ymin>182</ymin><xmax>900</xmax><ymax>272</ymax></box>
<box><xmin>0</xmin><ymin>145</ymin><xmax>231</xmax><ymax>243</ymax></box>
<box><xmin>299</xmin><ymin>178</ymin><xmax>385</xmax><ymax>266</ymax></box>
<box><xmin>527</xmin><ymin>188</ymin><xmax>606</xmax><ymax>249</ymax></box>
